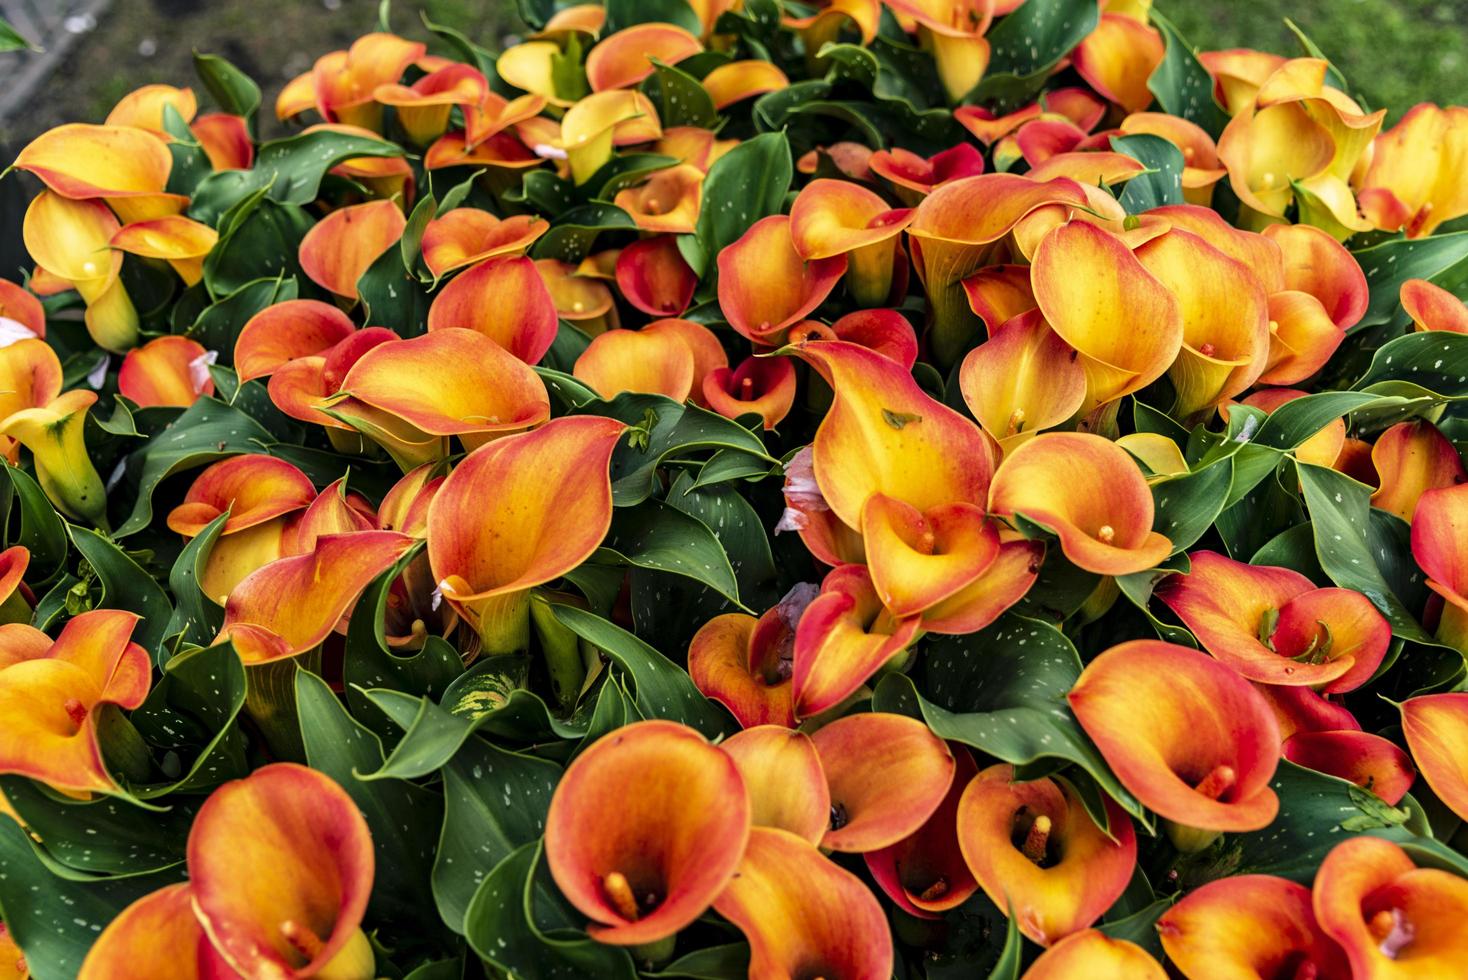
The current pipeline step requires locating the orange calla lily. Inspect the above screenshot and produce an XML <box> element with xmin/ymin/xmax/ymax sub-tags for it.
<box><xmin>218</xmin><ymin>531</ymin><xmax>415</xmax><ymax>663</ymax></box>
<box><xmin>1069</xmin><ymin>640</ymin><xmax>1281</xmax><ymax>838</ymax></box>
<box><xmin>78</xmin><ymin>884</ymin><xmax>226</xmax><ymax>980</ymax></box>
<box><xmin>865</xmin><ymin>747</ymin><xmax>979</xmax><ymax>918</ymax></box>
<box><xmin>420</xmin><ymin>211</ymin><xmax>547</xmax><ymax>278</ymax></box>
<box><xmin>1313</xmin><ymin>836</ymin><xmax>1468</xmax><ymax>976</ymax></box>
<box><xmin>783</xmin><ymin>0</ymin><xmax>882</xmax><ymax>48</ymax></box>
<box><xmin>1256</xmin><ymin>682</ymin><xmax>1361</xmax><ymax>740</ymax></box>
<box><xmin>703</xmin><ymin>356</ymin><xmax>797</xmax><ymax>430</ymax></box>
<box><xmin>536</xmin><ymin>258</ymin><xmax>619</xmax><ymax>334</ymax></box>
<box><xmin>642</xmin><ymin>317</ymin><xmax>727</xmax><ymax>405</ymax></box>
<box><xmin>789</xmin><ymin>340</ymin><xmax>994</xmax><ymax>530</ymax></box>
<box><xmin>1357</xmin><ymin>103</ymin><xmax>1468</xmax><ymax>238</ymax></box>
<box><xmin>720</xmin><ymin>726</ymin><xmax>830</xmax><ymax>843</ymax></box>
<box><xmin>959</xmin><ymin>310</ymin><xmax>1086</xmax><ymax>454</ymax></box>
<box><xmin>298</xmin><ymin>200</ymin><xmax>407</xmax><ymax>301</ymax></box>
<box><xmin>1402</xmin><ymin>693</ymin><xmax>1468</xmax><ymax>823</ymax></box>
<box><xmin>311</xmin><ymin>32</ymin><xmax>426</xmax><ymax>130</ymax></box>
<box><xmin>1032</xmin><ymin>220</ymin><xmax>1183</xmax><ymax>415</ymax></box>
<box><xmin>988</xmin><ymin>432</ymin><xmax>1171</xmax><ymax>576</ymax></box>
<box><xmin>0</xmin><ymin>278</ymin><xmax>44</xmax><ymax>340</ymax></box>
<box><xmin>860</xmin><ymin>493</ymin><xmax>1000</xmax><ymax>617</ymax></box>
<box><xmin>1199</xmin><ymin>48</ymin><xmax>1287</xmax><ymax>115</ymax></box>
<box><xmin>776</xmin><ymin>445</ymin><xmax>866</xmax><ymax>567</ymax></box>
<box><xmin>13</xmin><ymin>123</ymin><xmax>186</xmax><ymax>223</ymax></box>
<box><xmin>118</xmin><ymin>336</ymin><xmax>215</xmax><ymax>408</ymax></box>
<box><xmin>712</xmin><ymin>827</ymin><xmax>893</xmax><ymax>980</ymax></box>
<box><xmin>109</xmin><ymin>214</ymin><xmax>219</xmax><ymax>287</ymax></box>
<box><xmin>464</xmin><ymin>90</ymin><xmax>548</xmax><ymax>147</ymax></box>
<box><xmin>810</xmin><ymin>711</ymin><xmax>954</xmax><ymax>852</ymax></box>
<box><xmin>1024</xmin><ymin>930</ymin><xmax>1167</xmax><ymax>980</ymax></box>
<box><xmin>281</xmin><ymin>478</ymin><xmax>377</xmax><ymax>556</ymax></box>
<box><xmin>702</xmin><ymin>60</ymin><xmax>789</xmax><ymax>108</ymax></box>
<box><xmin>560</xmin><ymin>90</ymin><xmax>663</xmax><ymax>184</ymax></box>
<box><xmin>1257</xmin><ymin>290</ymin><xmax>1346</xmax><ymax>386</ymax></box>
<box><xmin>909</xmin><ymin>173</ymin><xmax>1087</xmax><ymax>366</ymax></box>
<box><xmin>717</xmin><ymin>215</ymin><xmax>847</xmax><ymax>345</ymax></box>
<box><xmin>1073</xmin><ymin>13</ymin><xmax>1164</xmax><ymax>112</ymax></box>
<box><xmin>658</xmin><ymin>126</ymin><xmax>740</xmax><ymax>172</ymax></box>
<box><xmin>917</xmin><ymin>539</ymin><xmax>1042</xmax><ymax>635</ymax></box>
<box><xmin>424</xmin><ymin>130</ymin><xmax>542</xmax><ymax>172</ymax></box>
<box><xmin>428</xmin><ymin>416</ymin><xmax>624</xmax><ymax>652</ymax></box>
<box><xmin>234</xmin><ymin>300</ymin><xmax>357</xmax><ymax>383</ymax></box>
<box><xmin>688</xmin><ymin>603</ymin><xmax>801</xmax><ymax>729</ymax></box>
<box><xmin>105</xmin><ymin>83</ymin><xmax>197</xmax><ymax>133</ymax></box>
<box><xmin>1370</xmin><ymin>420</ymin><xmax>1466</xmax><ymax>522</ymax></box>
<box><xmin>868</xmin><ymin>143</ymin><xmax>985</xmax><ymax>204</ymax></box>
<box><xmin>0</xmin><ymin>338</ymin><xmax>63</xmax><ymax>463</ymax></box>
<box><xmin>793</xmin><ymin>564</ymin><xmax>921</xmax><ymax>718</ymax></box>
<box><xmin>1157</xmin><ymin>874</ymin><xmax>1350</xmax><ymax>980</ymax></box>
<box><xmin>615</xmin><ymin>235</ymin><xmax>699</xmax><ymax>317</ymax></box>
<box><xmin>883</xmin><ymin>0</ymin><xmax>993</xmax><ymax>102</ymax></box>
<box><xmin>1410</xmin><ymin>483</ymin><xmax>1468</xmax><ymax>654</ymax></box>
<box><xmin>573</xmin><ymin>326</ymin><xmax>696</xmax><ymax>402</ymax></box>
<box><xmin>957</xmin><ymin>764</ymin><xmax>1136</xmax><ymax>946</ymax></box>
<box><xmin>1403</xmin><ymin>277</ymin><xmax>1468</xmax><ymax>334</ymax></box>
<box><xmin>427</xmin><ymin>255</ymin><xmax>559</xmax><ymax>365</ymax></box>
<box><xmin>960</xmin><ymin>264</ymin><xmax>1035</xmax><ymax>334</ymax></box>
<box><xmin>1026</xmin><ymin>150</ymin><xmax>1149</xmax><ymax>186</ymax></box>
<box><xmin>612</xmin><ymin>164</ymin><xmax>704</xmax><ymax>234</ymax></box>
<box><xmin>809</xmin><ymin>309</ymin><xmax>920</xmax><ymax>369</ymax></box>
<box><xmin>1156</xmin><ymin>550</ymin><xmax>1390</xmax><ymax>692</ymax></box>
<box><xmin>372</xmin><ymin>63</ymin><xmax>488</xmax><ymax>145</ymax></box>
<box><xmin>1262</xmin><ymin>223</ymin><xmax>1368</xmax><ymax>330</ymax></box>
<box><xmin>1</xmin><ymin>390</ymin><xmax>108</xmax><ymax>526</ymax></box>
<box><xmin>191</xmin><ymin>113</ymin><xmax>254</xmax><ymax>170</ymax></box>
<box><xmin>545</xmin><ymin>720</ymin><xmax>750</xmax><ymax>945</ymax></box>
<box><xmin>1283</xmin><ymin>730</ymin><xmax>1415</xmax><ymax>805</ymax></box>
<box><xmin>790</xmin><ymin>179</ymin><xmax>913</xmax><ymax>308</ymax></box>
<box><xmin>585</xmin><ymin>23</ymin><xmax>702</xmax><ymax>91</ymax></box>
<box><xmin>189</xmin><ymin>764</ymin><xmax>376</xmax><ymax>978</ymax></box>
<box><xmin>22</xmin><ymin>190</ymin><xmax>139</xmax><ymax>353</ymax></box>
<box><xmin>0</xmin><ymin>610</ymin><xmax>149</xmax><ymax>795</ymax></box>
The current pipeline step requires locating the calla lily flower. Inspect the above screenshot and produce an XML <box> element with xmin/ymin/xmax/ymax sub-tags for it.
<box><xmin>860</xmin><ymin>492</ymin><xmax>1000</xmax><ymax>617</ymax></box>
<box><xmin>1257</xmin><ymin>682</ymin><xmax>1362</xmax><ymax>740</ymax></box>
<box><xmin>1120</xmin><ymin>112</ymin><xmax>1228</xmax><ymax>204</ymax></box>
<box><xmin>917</xmin><ymin>539</ymin><xmax>1042</xmax><ymax>635</ymax></box>
<box><xmin>190</xmin><ymin>113</ymin><xmax>254</xmax><ymax>171</ymax></box>
<box><xmin>1262</xmin><ymin>223</ymin><xmax>1368</xmax><ymax>330</ymax></box>
<box><xmin>1073</xmin><ymin>13</ymin><xmax>1165</xmax><ymax>112</ymax></box>
<box><xmin>14</xmin><ymin>123</ymin><xmax>186</xmax><ymax>223</ymax></box>
<box><xmin>957</xmin><ymin>764</ymin><xmax>1136</xmax><ymax>946</ymax></box>
<box><xmin>281</xmin><ymin>478</ymin><xmax>376</xmax><ymax>556</ymax></box>
<box><xmin>712</xmin><ymin>827</ymin><xmax>893</xmax><ymax>980</ymax></box>
<box><xmin>642</xmin><ymin>318</ymin><xmax>727</xmax><ymax>406</ymax></box>
<box><xmin>108</xmin><ymin>215</ymin><xmax>219</xmax><ymax>286</ymax></box>
<box><xmin>883</xmin><ymin>0</ymin><xmax>993</xmax><ymax>102</ymax></box>
<box><xmin>810</xmin><ymin>711</ymin><xmax>954</xmax><ymax>852</ymax></box>
<box><xmin>658</xmin><ymin>126</ymin><xmax>740</xmax><ymax>172</ymax></box>
<box><xmin>1135</xmin><ymin>229</ymin><xmax>1270</xmax><ymax>419</ymax></box>
<box><xmin>574</xmin><ymin>326</ymin><xmax>697</xmax><ymax>402</ymax></box>
<box><xmin>960</xmin><ymin>264</ymin><xmax>1035</xmax><ymax>334</ymax></box>
<box><xmin>105</xmin><ymin>83</ymin><xmax>197</xmax><ymax>133</ymax></box>
<box><xmin>1313</xmin><ymin>837</ymin><xmax>1468</xmax><ymax>976</ymax></box>
<box><xmin>718</xmin><ymin>215</ymin><xmax>846</xmax><ymax>345</ymax></box>
<box><xmin>1026</xmin><ymin>150</ymin><xmax>1149</xmax><ymax>186</ymax></box>
<box><xmin>428</xmin><ymin>416</ymin><xmax>624</xmax><ymax>653</ymax></box>
<box><xmin>298</xmin><ymin>199</ymin><xmax>407</xmax><ymax>301</ymax></box>
<box><xmin>805</xmin><ymin>309</ymin><xmax>920</xmax><ymax>369</ymax></box>
<box><xmin>1069</xmin><ymin>640</ymin><xmax>1281</xmax><ymax>839</ymax></box>
<box><xmin>1031</xmin><ymin>221</ymin><xmax>1183</xmax><ymax>415</ymax></box>
<box><xmin>866</xmin><ymin>747</ymin><xmax>979</xmax><ymax>917</ymax></box>
<box><xmin>1</xmin><ymin>390</ymin><xmax>108</xmax><ymax>526</ymax></box>
<box><xmin>560</xmin><ymin>90</ymin><xmax>663</xmax><ymax>184</ymax></box>
<box><xmin>328</xmin><ymin>328</ymin><xmax>551</xmax><ymax>462</ymax></box>
<box><xmin>988</xmin><ymin>432</ymin><xmax>1171</xmax><ymax>576</ymax></box>
<box><xmin>1357</xmin><ymin>103</ymin><xmax>1468</xmax><ymax>238</ymax></box>
<box><xmin>720</xmin><ymin>726</ymin><xmax>830</xmax><ymax>843</ymax></box>
<box><xmin>118</xmin><ymin>336</ymin><xmax>215</xmax><ymax>408</ymax></box>
<box><xmin>1199</xmin><ymin>48</ymin><xmax>1287</xmax><ymax>115</ymax></box>
<box><xmin>702</xmin><ymin>60</ymin><xmax>789</xmax><ymax>108</ymax></box>
<box><xmin>218</xmin><ymin>531</ymin><xmax>414</xmax><ymax>664</ymax></box>
<box><xmin>783</xmin><ymin>0</ymin><xmax>882</xmax><ymax>48</ymax></box>
<box><xmin>427</xmin><ymin>255</ymin><xmax>559</xmax><ymax>364</ymax></box>
<box><xmin>308</xmin><ymin>32</ymin><xmax>425</xmax><ymax>130</ymax></box>
<box><xmin>1410</xmin><ymin>483</ymin><xmax>1468</xmax><ymax>651</ymax></box>
<box><xmin>776</xmin><ymin>445</ymin><xmax>866</xmax><ymax>567</ymax></box>
<box><xmin>0</xmin><ymin>278</ymin><xmax>44</xmax><ymax>341</ymax></box>
<box><xmin>790</xmin><ymin>179</ymin><xmax>913</xmax><ymax>308</ymax></box>
<box><xmin>536</xmin><ymin>259</ymin><xmax>619</xmax><ymax>335</ymax></box>
<box><xmin>868</xmin><ymin>143</ymin><xmax>985</xmax><ymax>204</ymax></box>
<box><xmin>167</xmin><ymin>454</ymin><xmax>318</xmax><ymax>603</ymax></box>
<box><xmin>1283</xmin><ymin>730</ymin><xmax>1415</xmax><ymax>805</ymax></box>
<box><xmin>1402</xmin><ymin>277</ymin><xmax>1468</xmax><ymax>334</ymax></box>
<box><xmin>1156</xmin><ymin>550</ymin><xmax>1390</xmax><ymax>692</ymax></box>
<box><xmin>1370</xmin><ymin>420</ymin><xmax>1466</xmax><ymax>522</ymax></box>
<box><xmin>1024</xmin><ymin>930</ymin><xmax>1167</xmax><ymax>980</ymax></box>
<box><xmin>688</xmin><ymin>604</ymin><xmax>800</xmax><ymax>729</ymax></box>
<box><xmin>612</xmin><ymin>164</ymin><xmax>704</xmax><ymax>234</ymax></box>
<box><xmin>545</xmin><ymin>720</ymin><xmax>750</xmax><ymax>945</ymax></box>
<box><xmin>909</xmin><ymin>173</ymin><xmax>1087</xmax><ymax>366</ymax></box>
<box><xmin>703</xmin><ymin>356</ymin><xmax>797</xmax><ymax>429</ymax></box>
<box><xmin>1157</xmin><ymin>875</ymin><xmax>1350</xmax><ymax>980</ymax></box>
<box><xmin>79</xmin><ymin>883</ymin><xmax>224</xmax><ymax>980</ymax></box>
<box><xmin>495</xmin><ymin>40</ymin><xmax>574</xmax><ymax>107</ymax></box>
<box><xmin>22</xmin><ymin>191</ymin><xmax>139</xmax><ymax>352</ymax></box>
<box><xmin>372</xmin><ymin>63</ymin><xmax>488</xmax><ymax>145</ymax></box>
<box><xmin>420</xmin><ymin>211</ymin><xmax>547</xmax><ymax>278</ymax></box>
<box><xmin>789</xmin><ymin>340</ymin><xmax>994</xmax><ymax>531</ymax></box>
<box><xmin>0</xmin><ymin>610</ymin><xmax>149</xmax><ymax>795</ymax></box>
<box><xmin>464</xmin><ymin>90</ymin><xmax>547</xmax><ymax>148</ymax></box>
<box><xmin>959</xmin><ymin>310</ymin><xmax>1086</xmax><ymax>455</ymax></box>
<box><xmin>793</xmin><ymin>564</ymin><xmax>922</xmax><ymax>718</ymax></box>
<box><xmin>615</xmin><ymin>235</ymin><xmax>699</xmax><ymax>317</ymax></box>
<box><xmin>424</xmin><ymin>130</ymin><xmax>542</xmax><ymax>173</ymax></box>
<box><xmin>585</xmin><ymin>23</ymin><xmax>702</xmax><ymax>91</ymax></box>
<box><xmin>0</xmin><ymin>339</ymin><xmax>63</xmax><ymax>463</ymax></box>
<box><xmin>1401</xmin><ymin>693</ymin><xmax>1468</xmax><ymax>823</ymax></box>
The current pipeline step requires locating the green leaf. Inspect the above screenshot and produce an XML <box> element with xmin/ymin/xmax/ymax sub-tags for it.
<box><xmin>1354</xmin><ymin>330</ymin><xmax>1468</xmax><ymax>397</ymax></box>
<box><xmin>1111</xmin><ymin>133</ymin><xmax>1185</xmax><ymax>212</ymax></box>
<box><xmin>1297</xmin><ymin>463</ymin><xmax>1435</xmax><ymax>643</ymax></box>
<box><xmin>1253</xmin><ymin>391</ymin><xmax>1402</xmax><ymax>450</ymax></box>
<box><xmin>115</xmin><ymin>399</ymin><xmax>273</xmax><ymax>536</ymax></box>
<box><xmin>296</xmin><ymin>669</ymin><xmax>445</xmax><ymax>932</ymax></box>
<box><xmin>189</xmin><ymin>274</ymin><xmax>298</xmax><ymax>355</ymax></box>
<box><xmin>970</xmin><ymin>0</ymin><xmax>1100</xmax><ymax>109</ymax></box>
<box><xmin>1096</xmin><ymin>899</ymin><xmax>1172</xmax><ymax>958</ymax></box>
<box><xmin>130</xmin><ymin>643</ymin><xmax>249</xmax><ymax>797</ymax></box>
<box><xmin>605</xmin><ymin>0</ymin><xmax>702</xmax><ymax>33</ymax></box>
<box><xmin>464</xmin><ymin>842</ymin><xmax>637</xmax><ymax>979</ymax></box>
<box><xmin>550</xmin><ymin>604</ymin><xmax>732</xmax><ymax>737</ymax></box>
<box><xmin>692</xmin><ymin>132</ymin><xmax>793</xmax><ymax>277</ymax></box>
<box><xmin>530</xmin><ymin>204</ymin><xmax>636</xmax><ymax>263</ymax></box>
<box><xmin>4</xmin><ymin>462</ymin><xmax>68</xmax><ymax>580</ymax></box>
<box><xmin>190</xmin><ymin>130</ymin><xmax>405</xmax><ymax>222</ymax></box>
<box><xmin>644</xmin><ymin>61</ymin><xmax>718</xmax><ymax>129</ymax></box>
<box><xmin>163</xmin><ymin>512</ymin><xmax>228</xmax><ymax>647</ymax></box>
<box><xmin>873</xmin><ymin>616</ymin><xmax>1146</xmax><ymax>825</ymax></box>
<box><xmin>1152</xmin><ymin>458</ymin><xmax>1232</xmax><ymax>553</ymax></box>
<box><xmin>0</xmin><ymin>16</ymin><xmax>38</xmax><ymax>52</ymax></box>
<box><xmin>598</xmin><ymin>498</ymin><xmax>742</xmax><ymax>605</ymax></box>
<box><xmin>984</xmin><ymin>914</ymin><xmax>1023</xmax><ymax>980</ymax></box>
<box><xmin>193</xmin><ymin>51</ymin><xmax>262</xmax><ymax>124</ymax></box>
<box><xmin>202</xmin><ymin>197</ymin><xmax>312</xmax><ymax>298</ymax></box>
<box><xmin>69</xmin><ymin>526</ymin><xmax>173</xmax><ymax>661</ymax></box>
<box><xmin>1352</xmin><ymin>233</ymin><xmax>1468</xmax><ymax>330</ymax></box>
<box><xmin>1146</xmin><ymin>11</ymin><xmax>1228</xmax><ymax>136</ymax></box>
<box><xmin>433</xmin><ymin>736</ymin><xmax>561</xmax><ymax>933</ymax></box>
<box><xmin>648</xmin><ymin>945</ymin><xmax>751</xmax><ymax>979</ymax></box>
<box><xmin>0</xmin><ymin>777</ymin><xmax>190</xmax><ymax>877</ymax></box>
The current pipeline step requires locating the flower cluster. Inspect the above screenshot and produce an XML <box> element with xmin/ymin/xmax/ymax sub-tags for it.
<box><xmin>1</xmin><ymin>0</ymin><xmax>1468</xmax><ymax>977</ymax></box>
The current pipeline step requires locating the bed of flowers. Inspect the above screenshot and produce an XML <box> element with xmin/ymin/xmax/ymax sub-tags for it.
<box><xmin>3</xmin><ymin>0</ymin><xmax>1468</xmax><ymax>976</ymax></box>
